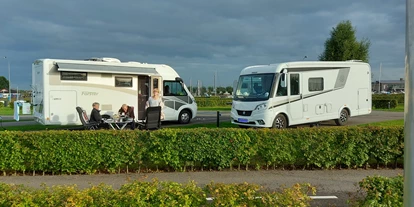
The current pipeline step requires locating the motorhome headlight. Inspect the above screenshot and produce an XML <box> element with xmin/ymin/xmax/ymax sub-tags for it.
<box><xmin>254</xmin><ymin>103</ymin><xmax>267</xmax><ymax>111</ymax></box>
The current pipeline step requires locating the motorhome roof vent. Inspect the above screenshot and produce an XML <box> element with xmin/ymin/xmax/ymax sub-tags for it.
<box><xmin>85</xmin><ymin>57</ymin><xmax>121</xmax><ymax>63</ymax></box>
<box><xmin>127</xmin><ymin>61</ymin><xmax>142</xmax><ymax>64</ymax></box>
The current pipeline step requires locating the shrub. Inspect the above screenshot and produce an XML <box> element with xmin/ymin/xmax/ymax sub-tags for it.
<box><xmin>349</xmin><ymin>175</ymin><xmax>403</xmax><ymax>206</ymax></box>
<box><xmin>195</xmin><ymin>97</ymin><xmax>232</xmax><ymax>107</ymax></box>
<box><xmin>0</xmin><ymin>181</ymin><xmax>314</xmax><ymax>206</ymax></box>
<box><xmin>372</xmin><ymin>99</ymin><xmax>398</xmax><ymax>109</ymax></box>
<box><xmin>0</xmin><ymin>126</ymin><xmax>405</xmax><ymax>174</ymax></box>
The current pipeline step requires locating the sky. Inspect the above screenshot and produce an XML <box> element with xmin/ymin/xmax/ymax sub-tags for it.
<box><xmin>0</xmin><ymin>0</ymin><xmax>406</xmax><ymax>90</ymax></box>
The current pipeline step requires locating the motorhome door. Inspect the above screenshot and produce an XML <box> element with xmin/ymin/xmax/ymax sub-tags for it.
<box><xmin>137</xmin><ymin>76</ymin><xmax>150</xmax><ymax>120</ymax></box>
<box><xmin>287</xmin><ymin>73</ymin><xmax>303</xmax><ymax>120</ymax></box>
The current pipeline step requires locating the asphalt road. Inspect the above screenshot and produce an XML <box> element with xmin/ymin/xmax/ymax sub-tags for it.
<box><xmin>0</xmin><ymin>169</ymin><xmax>403</xmax><ymax>206</ymax></box>
<box><xmin>0</xmin><ymin>110</ymin><xmax>404</xmax><ymax>128</ymax></box>
<box><xmin>0</xmin><ymin>110</ymin><xmax>405</xmax><ymax>206</ymax></box>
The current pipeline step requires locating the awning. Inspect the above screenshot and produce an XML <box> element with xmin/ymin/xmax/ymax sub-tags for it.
<box><xmin>55</xmin><ymin>62</ymin><xmax>158</xmax><ymax>75</ymax></box>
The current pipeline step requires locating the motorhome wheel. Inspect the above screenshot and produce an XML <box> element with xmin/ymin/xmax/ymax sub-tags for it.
<box><xmin>272</xmin><ymin>114</ymin><xmax>287</xmax><ymax>129</ymax></box>
<box><xmin>178</xmin><ymin>110</ymin><xmax>191</xmax><ymax>124</ymax></box>
<box><xmin>335</xmin><ymin>109</ymin><xmax>349</xmax><ymax>126</ymax></box>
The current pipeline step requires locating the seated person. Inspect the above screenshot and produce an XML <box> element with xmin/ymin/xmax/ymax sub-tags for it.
<box><xmin>118</xmin><ymin>104</ymin><xmax>135</xmax><ymax>129</ymax></box>
<box><xmin>118</xmin><ymin>104</ymin><xmax>135</xmax><ymax>119</ymax></box>
<box><xmin>164</xmin><ymin>85</ymin><xmax>172</xmax><ymax>96</ymax></box>
<box><xmin>89</xmin><ymin>102</ymin><xmax>109</xmax><ymax>129</ymax></box>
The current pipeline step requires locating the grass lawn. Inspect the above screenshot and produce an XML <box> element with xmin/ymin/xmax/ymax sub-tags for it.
<box><xmin>174</xmin><ymin>121</ymin><xmax>238</xmax><ymax>128</ymax></box>
<box><xmin>0</xmin><ymin>107</ymin><xmax>14</xmax><ymax>115</ymax></box>
<box><xmin>0</xmin><ymin>124</ymin><xmax>83</xmax><ymax>131</ymax></box>
<box><xmin>198</xmin><ymin>107</ymin><xmax>231</xmax><ymax>111</ymax></box>
<box><xmin>358</xmin><ymin>119</ymin><xmax>404</xmax><ymax>127</ymax></box>
<box><xmin>0</xmin><ymin>119</ymin><xmax>404</xmax><ymax>131</ymax></box>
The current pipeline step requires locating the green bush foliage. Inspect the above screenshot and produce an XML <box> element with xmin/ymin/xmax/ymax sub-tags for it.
<box><xmin>349</xmin><ymin>175</ymin><xmax>403</xmax><ymax>207</ymax></box>
<box><xmin>372</xmin><ymin>99</ymin><xmax>398</xmax><ymax>109</ymax></box>
<box><xmin>372</xmin><ymin>94</ymin><xmax>404</xmax><ymax>104</ymax></box>
<box><xmin>195</xmin><ymin>97</ymin><xmax>232</xmax><ymax>107</ymax></box>
<box><xmin>0</xmin><ymin>126</ymin><xmax>404</xmax><ymax>174</ymax></box>
<box><xmin>0</xmin><ymin>180</ymin><xmax>315</xmax><ymax>206</ymax></box>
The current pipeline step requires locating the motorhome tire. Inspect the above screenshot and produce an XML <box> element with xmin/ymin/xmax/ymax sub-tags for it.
<box><xmin>335</xmin><ymin>109</ymin><xmax>349</xmax><ymax>126</ymax></box>
<box><xmin>178</xmin><ymin>110</ymin><xmax>191</xmax><ymax>124</ymax></box>
<box><xmin>272</xmin><ymin>114</ymin><xmax>287</xmax><ymax>129</ymax></box>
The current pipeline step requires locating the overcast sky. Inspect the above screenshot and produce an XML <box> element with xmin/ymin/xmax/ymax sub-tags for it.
<box><xmin>0</xmin><ymin>0</ymin><xmax>406</xmax><ymax>90</ymax></box>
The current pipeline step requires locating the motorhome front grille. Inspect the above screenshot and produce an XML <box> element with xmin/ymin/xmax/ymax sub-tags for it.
<box><xmin>237</xmin><ymin>110</ymin><xmax>252</xmax><ymax>116</ymax></box>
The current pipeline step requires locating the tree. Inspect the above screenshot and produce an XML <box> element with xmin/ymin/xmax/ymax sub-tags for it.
<box><xmin>319</xmin><ymin>20</ymin><xmax>370</xmax><ymax>62</ymax></box>
<box><xmin>0</xmin><ymin>76</ymin><xmax>9</xmax><ymax>90</ymax></box>
<box><xmin>226</xmin><ymin>86</ymin><xmax>233</xmax><ymax>94</ymax></box>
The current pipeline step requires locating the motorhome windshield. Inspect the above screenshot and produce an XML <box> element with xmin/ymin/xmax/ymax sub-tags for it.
<box><xmin>234</xmin><ymin>73</ymin><xmax>275</xmax><ymax>101</ymax></box>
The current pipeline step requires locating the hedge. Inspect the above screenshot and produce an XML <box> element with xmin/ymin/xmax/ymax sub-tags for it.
<box><xmin>349</xmin><ymin>175</ymin><xmax>403</xmax><ymax>206</ymax></box>
<box><xmin>0</xmin><ymin>180</ymin><xmax>315</xmax><ymax>206</ymax></box>
<box><xmin>195</xmin><ymin>97</ymin><xmax>232</xmax><ymax>107</ymax></box>
<box><xmin>372</xmin><ymin>94</ymin><xmax>404</xmax><ymax>104</ymax></box>
<box><xmin>0</xmin><ymin>126</ymin><xmax>404</xmax><ymax>174</ymax></box>
<box><xmin>372</xmin><ymin>99</ymin><xmax>398</xmax><ymax>109</ymax></box>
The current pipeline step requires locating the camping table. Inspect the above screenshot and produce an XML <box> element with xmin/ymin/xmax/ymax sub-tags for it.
<box><xmin>104</xmin><ymin>118</ymin><xmax>134</xmax><ymax>130</ymax></box>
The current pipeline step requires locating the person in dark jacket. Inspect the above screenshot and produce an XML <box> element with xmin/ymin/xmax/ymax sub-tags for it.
<box><xmin>118</xmin><ymin>104</ymin><xmax>135</xmax><ymax>129</ymax></box>
<box><xmin>90</xmin><ymin>102</ymin><xmax>102</xmax><ymax>123</ymax></box>
<box><xmin>90</xmin><ymin>102</ymin><xmax>108</xmax><ymax>129</ymax></box>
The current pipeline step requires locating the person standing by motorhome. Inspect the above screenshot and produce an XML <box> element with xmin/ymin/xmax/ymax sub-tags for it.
<box><xmin>146</xmin><ymin>88</ymin><xmax>165</xmax><ymax>119</ymax></box>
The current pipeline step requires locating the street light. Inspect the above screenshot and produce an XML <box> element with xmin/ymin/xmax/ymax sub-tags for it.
<box><xmin>3</xmin><ymin>56</ymin><xmax>10</xmax><ymax>102</ymax></box>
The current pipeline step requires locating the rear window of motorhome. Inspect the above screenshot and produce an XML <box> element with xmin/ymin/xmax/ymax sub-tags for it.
<box><xmin>61</xmin><ymin>72</ymin><xmax>87</xmax><ymax>81</ymax></box>
<box><xmin>115</xmin><ymin>77</ymin><xmax>133</xmax><ymax>87</ymax></box>
<box><xmin>308</xmin><ymin>78</ymin><xmax>324</xmax><ymax>91</ymax></box>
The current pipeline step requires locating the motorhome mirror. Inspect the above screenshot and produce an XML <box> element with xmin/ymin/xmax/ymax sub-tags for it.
<box><xmin>281</xmin><ymin>74</ymin><xmax>287</xmax><ymax>87</ymax></box>
<box><xmin>175</xmin><ymin>77</ymin><xmax>183</xmax><ymax>82</ymax></box>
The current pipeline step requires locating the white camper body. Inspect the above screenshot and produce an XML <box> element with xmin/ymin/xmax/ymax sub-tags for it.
<box><xmin>32</xmin><ymin>58</ymin><xmax>197</xmax><ymax>125</ymax></box>
<box><xmin>231</xmin><ymin>61</ymin><xmax>372</xmax><ymax>128</ymax></box>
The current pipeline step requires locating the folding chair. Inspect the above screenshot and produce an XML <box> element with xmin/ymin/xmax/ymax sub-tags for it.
<box><xmin>137</xmin><ymin>106</ymin><xmax>161</xmax><ymax>130</ymax></box>
<box><xmin>76</xmin><ymin>107</ymin><xmax>99</xmax><ymax>130</ymax></box>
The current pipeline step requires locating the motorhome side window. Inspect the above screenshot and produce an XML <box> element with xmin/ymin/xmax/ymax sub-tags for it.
<box><xmin>60</xmin><ymin>72</ymin><xmax>87</xmax><ymax>81</ymax></box>
<box><xmin>290</xmin><ymin>74</ymin><xmax>300</xmax><ymax>95</ymax></box>
<box><xmin>308</xmin><ymin>77</ymin><xmax>324</xmax><ymax>91</ymax></box>
<box><xmin>115</xmin><ymin>77</ymin><xmax>133</xmax><ymax>87</ymax></box>
<box><xmin>163</xmin><ymin>81</ymin><xmax>187</xmax><ymax>96</ymax></box>
<box><xmin>276</xmin><ymin>74</ymin><xmax>287</xmax><ymax>96</ymax></box>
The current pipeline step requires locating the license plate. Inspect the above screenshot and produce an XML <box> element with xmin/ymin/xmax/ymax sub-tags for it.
<box><xmin>238</xmin><ymin>118</ymin><xmax>248</xmax><ymax>123</ymax></box>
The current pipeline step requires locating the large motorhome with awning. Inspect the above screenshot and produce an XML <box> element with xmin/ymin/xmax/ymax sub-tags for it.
<box><xmin>231</xmin><ymin>60</ymin><xmax>372</xmax><ymax>128</ymax></box>
<box><xmin>32</xmin><ymin>57</ymin><xmax>197</xmax><ymax>125</ymax></box>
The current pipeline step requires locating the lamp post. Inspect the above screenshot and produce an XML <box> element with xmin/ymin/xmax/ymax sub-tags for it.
<box><xmin>3</xmin><ymin>56</ymin><xmax>11</xmax><ymax>102</ymax></box>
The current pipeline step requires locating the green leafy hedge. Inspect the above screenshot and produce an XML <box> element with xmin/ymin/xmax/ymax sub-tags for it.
<box><xmin>0</xmin><ymin>126</ymin><xmax>404</xmax><ymax>174</ymax></box>
<box><xmin>372</xmin><ymin>99</ymin><xmax>398</xmax><ymax>109</ymax></box>
<box><xmin>349</xmin><ymin>175</ymin><xmax>403</xmax><ymax>206</ymax></box>
<box><xmin>372</xmin><ymin>94</ymin><xmax>404</xmax><ymax>104</ymax></box>
<box><xmin>195</xmin><ymin>97</ymin><xmax>232</xmax><ymax>107</ymax></box>
<box><xmin>0</xmin><ymin>180</ymin><xmax>315</xmax><ymax>206</ymax></box>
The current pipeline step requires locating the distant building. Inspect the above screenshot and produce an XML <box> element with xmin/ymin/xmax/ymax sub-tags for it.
<box><xmin>372</xmin><ymin>78</ymin><xmax>405</xmax><ymax>92</ymax></box>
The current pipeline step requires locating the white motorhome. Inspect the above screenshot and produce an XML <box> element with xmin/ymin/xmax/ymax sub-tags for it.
<box><xmin>32</xmin><ymin>58</ymin><xmax>197</xmax><ymax>125</ymax></box>
<box><xmin>231</xmin><ymin>61</ymin><xmax>371</xmax><ymax>128</ymax></box>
